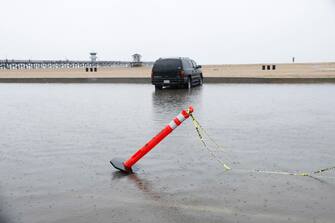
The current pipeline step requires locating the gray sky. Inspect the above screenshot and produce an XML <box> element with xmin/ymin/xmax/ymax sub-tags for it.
<box><xmin>1</xmin><ymin>0</ymin><xmax>335</xmax><ymax>64</ymax></box>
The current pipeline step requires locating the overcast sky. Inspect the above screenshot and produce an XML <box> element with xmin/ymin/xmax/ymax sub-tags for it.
<box><xmin>1</xmin><ymin>0</ymin><xmax>335</xmax><ymax>64</ymax></box>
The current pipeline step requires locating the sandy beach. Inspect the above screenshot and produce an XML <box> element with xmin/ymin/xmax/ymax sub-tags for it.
<box><xmin>1</xmin><ymin>62</ymin><xmax>335</xmax><ymax>82</ymax></box>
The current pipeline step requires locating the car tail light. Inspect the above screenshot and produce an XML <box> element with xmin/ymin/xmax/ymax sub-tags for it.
<box><xmin>178</xmin><ymin>70</ymin><xmax>185</xmax><ymax>78</ymax></box>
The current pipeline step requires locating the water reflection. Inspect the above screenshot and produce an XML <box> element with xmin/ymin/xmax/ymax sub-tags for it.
<box><xmin>111</xmin><ymin>171</ymin><xmax>161</xmax><ymax>201</ymax></box>
<box><xmin>151</xmin><ymin>87</ymin><xmax>203</xmax><ymax>119</ymax></box>
<box><xmin>111</xmin><ymin>170</ymin><xmax>132</xmax><ymax>180</ymax></box>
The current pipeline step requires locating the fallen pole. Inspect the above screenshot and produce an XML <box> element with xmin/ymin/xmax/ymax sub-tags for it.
<box><xmin>110</xmin><ymin>106</ymin><xmax>194</xmax><ymax>173</ymax></box>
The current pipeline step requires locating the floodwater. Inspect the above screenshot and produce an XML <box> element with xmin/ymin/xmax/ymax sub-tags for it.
<box><xmin>0</xmin><ymin>83</ymin><xmax>335</xmax><ymax>223</ymax></box>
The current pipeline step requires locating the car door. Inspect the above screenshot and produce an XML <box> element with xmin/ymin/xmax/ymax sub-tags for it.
<box><xmin>191</xmin><ymin>60</ymin><xmax>201</xmax><ymax>79</ymax></box>
<box><xmin>182</xmin><ymin>59</ymin><xmax>192</xmax><ymax>78</ymax></box>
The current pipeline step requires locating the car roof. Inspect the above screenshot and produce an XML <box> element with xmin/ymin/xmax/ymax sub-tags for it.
<box><xmin>156</xmin><ymin>57</ymin><xmax>191</xmax><ymax>61</ymax></box>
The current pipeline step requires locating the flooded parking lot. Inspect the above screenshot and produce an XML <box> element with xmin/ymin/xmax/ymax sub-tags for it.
<box><xmin>1</xmin><ymin>83</ymin><xmax>335</xmax><ymax>223</ymax></box>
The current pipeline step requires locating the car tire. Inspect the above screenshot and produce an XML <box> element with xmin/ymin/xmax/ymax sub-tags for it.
<box><xmin>199</xmin><ymin>76</ymin><xmax>203</xmax><ymax>86</ymax></box>
<box><xmin>187</xmin><ymin>77</ymin><xmax>192</xmax><ymax>89</ymax></box>
<box><xmin>155</xmin><ymin>85</ymin><xmax>162</xmax><ymax>90</ymax></box>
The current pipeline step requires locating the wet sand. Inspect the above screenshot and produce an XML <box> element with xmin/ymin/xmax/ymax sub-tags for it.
<box><xmin>1</xmin><ymin>62</ymin><xmax>335</xmax><ymax>83</ymax></box>
<box><xmin>0</xmin><ymin>84</ymin><xmax>335</xmax><ymax>223</ymax></box>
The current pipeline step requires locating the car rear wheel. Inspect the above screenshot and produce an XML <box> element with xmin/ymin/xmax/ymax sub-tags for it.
<box><xmin>155</xmin><ymin>85</ymin><xmax>162</xmax><ymax>90</ymax></box>
<box><xmin>199</xmin><ymin>76</ymin><xmax>203</xmax><ymax>86</ymax></box>
<box><xmin>185</xmin><ymin>77</ymin><xmax>192</xmax><ymax>89</ymax></box>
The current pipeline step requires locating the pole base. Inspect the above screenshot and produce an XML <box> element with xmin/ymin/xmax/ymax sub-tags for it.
<box><xmin>110</xmin><ymin>158</ymin><xmax>139</xmax><ymax>173</ymax></box>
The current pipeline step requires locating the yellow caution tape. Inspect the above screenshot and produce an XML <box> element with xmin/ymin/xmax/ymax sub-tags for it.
<box><xmin>190</xmin><ymin>113</ymin><xmax>231</xmax><ymax>171</ymax></box>
<box><xmin>189</xmin><ymin>113</ymin><xmax>335</xmax><ymax>178</ymax></box>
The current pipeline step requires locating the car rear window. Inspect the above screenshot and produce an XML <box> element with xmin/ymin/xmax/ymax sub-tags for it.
<box><xmin>153</xmin><ymin>59</ymin><xmax>182</xmax><ymax>71</ymax></box>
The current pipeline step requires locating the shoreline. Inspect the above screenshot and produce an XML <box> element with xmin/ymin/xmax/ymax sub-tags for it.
<box><xmin>1</xmin><ymin>77</ymin><xmax>335</xmax><ymax>84</ymax></box>
<box><xmin>1</xmin><ymin>62</ymin><xmax>335</xmax><ymax>83</ymax></box>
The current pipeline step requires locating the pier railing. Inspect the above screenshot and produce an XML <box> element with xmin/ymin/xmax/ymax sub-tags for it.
<box><xmin>0</xmin><ymin>59</ymin><xmax>154</xmax><ymax>70</ymax></box>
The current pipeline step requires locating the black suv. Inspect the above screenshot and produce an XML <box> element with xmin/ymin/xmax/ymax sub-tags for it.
<box><xmin>151</xmin><ymin>58</ymin><xmax>203</xmax><ymax>89</ymax></box>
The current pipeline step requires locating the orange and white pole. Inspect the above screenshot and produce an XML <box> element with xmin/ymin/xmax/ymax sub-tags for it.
<box><xmin>110</xmin><ymin>106</ymin><xmax>194</xmax><ymax>173</ymax></box>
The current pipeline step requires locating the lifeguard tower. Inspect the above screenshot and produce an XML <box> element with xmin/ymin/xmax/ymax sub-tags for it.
<box><xmin>90</xmin><ymin>52</ymin><xmax>97</xmax><ymax>62</ymax></box>
<box><xmin>130</xmin><ymin>53</ymin><xmax>142</xmax><ymax>67</ymax></box>
<box><xmin>86</xmin><ymin>52</ymin><xmax>97</xmax><ymax>72</ymax></box>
